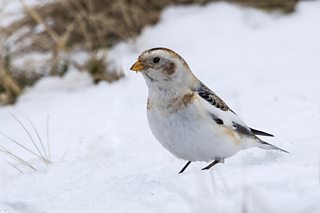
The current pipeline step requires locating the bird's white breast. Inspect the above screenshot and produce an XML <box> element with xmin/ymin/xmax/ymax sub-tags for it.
<box><xmin>147</xmin><ymin>96</ymin><xmax>243</xmax><ymax>162</ymax></box>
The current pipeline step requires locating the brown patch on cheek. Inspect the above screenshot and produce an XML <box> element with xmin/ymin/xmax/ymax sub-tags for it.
<box><xmin>223</xmin><ymin>128</ymin><xmax>241</xmax><ymax>146</ymax></box>
<box><xmin>170</xmin><ymin>52</ymin><xmax>189</xmax><ymax>69</ymax></box>
<box><xmin>163</xmin><ymin>62</ymin><xmax>176</xmax><ymax>75</ymax></box>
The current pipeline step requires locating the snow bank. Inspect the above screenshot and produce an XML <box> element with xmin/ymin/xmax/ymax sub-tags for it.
<box><xmin>1</xmin><ymin>1</ymin><xmax>320</xmax><ymax>212</ymax></box>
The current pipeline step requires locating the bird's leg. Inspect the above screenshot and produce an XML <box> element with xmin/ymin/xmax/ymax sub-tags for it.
<box><xmin>201</xmin><ymin>160</ymin><xmax>221</xmax><ymax>170</ymax></box>
<box><xmin>178</xmin><ymin>161</ymin><xmax>192</xmax><ymax>174</ymax></box>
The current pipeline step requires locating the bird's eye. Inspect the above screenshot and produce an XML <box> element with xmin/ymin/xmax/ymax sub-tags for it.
<box><xmin>153</xmin><ymin>57</ymin><xmax>160</xmax><ymax>63</ymax></box>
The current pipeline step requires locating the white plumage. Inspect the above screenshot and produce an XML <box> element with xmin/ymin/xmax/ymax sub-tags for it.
<box><xmin>131</xmin><ymin>47</ymin><xmax>287</xmax><ymax>173</ymax></box>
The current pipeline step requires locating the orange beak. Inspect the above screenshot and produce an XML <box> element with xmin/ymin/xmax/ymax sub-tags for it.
<box><xmin>130</xmin><ymin>60</ymin><xmax>144</xmax><ymax>72</ymax></box>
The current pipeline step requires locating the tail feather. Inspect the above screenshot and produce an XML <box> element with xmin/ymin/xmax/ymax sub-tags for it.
<box><xmin>250</xmin><ymin>128</ymin><xmax>274</xmax><ymax>137</ymax></box>
<box><xmin>257</xmin><ymin>140</ymin><xmax>289</xmax><ymax>153</ymax></box>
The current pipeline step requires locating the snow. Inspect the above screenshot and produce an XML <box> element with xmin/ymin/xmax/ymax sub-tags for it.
<box><xmin>1</xmin><ymin>1</ymin><xmax>320</xmax><ymax>212</ymax></box>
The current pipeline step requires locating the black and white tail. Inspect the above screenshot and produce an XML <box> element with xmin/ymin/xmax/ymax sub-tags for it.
<box><xmin>257</xmin><ymin>140</ymin><xmax>289</xmax><ymax>153</ymax></box>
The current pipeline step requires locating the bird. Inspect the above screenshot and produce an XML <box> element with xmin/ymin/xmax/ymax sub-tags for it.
<box><xmin>130</xmin><ymin>47</ymin><xmax>288</xmax><ymax>174</ymax></box>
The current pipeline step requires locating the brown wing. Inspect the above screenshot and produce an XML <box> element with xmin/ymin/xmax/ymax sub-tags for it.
<box><xmin>193</xmin><ymin>81</ymin><xmax>234</xmax><ymax>112</ymax></box>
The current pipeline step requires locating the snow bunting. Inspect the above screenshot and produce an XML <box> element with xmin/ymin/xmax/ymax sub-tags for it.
<box><xmin>130</xmin><ymin>47</ymin><xmax>288</xmax><ymax>173</ymax></box>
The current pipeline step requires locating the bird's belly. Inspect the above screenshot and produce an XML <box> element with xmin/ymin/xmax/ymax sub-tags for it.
<box><xmin>147</xmin><ymin>104</ymin><xmax>241</xmax><ymax>162</ymax></box>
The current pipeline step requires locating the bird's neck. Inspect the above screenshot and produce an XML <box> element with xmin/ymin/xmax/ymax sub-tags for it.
<box><xmin>147</xmin><ymin>83</ymin><xmax>192</xmax><ymax>107</ymax></box>
<box><xmin>144</xmin><ymin>70</ymin><xmax>199</xmax><ymax>107</ymax></box>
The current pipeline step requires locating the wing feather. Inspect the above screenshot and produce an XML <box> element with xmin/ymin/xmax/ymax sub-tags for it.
<box><xmin>195</xmin><ymin>82</ymin><xmax>232</xmax><ymax>112</ymax></box>
<box><xmin>193</xmin><ymin>81</ymin><xmax>254</xmax><ymax>137</ymax></box>
<box><xmin>250</xmin><ymin>128</ymin><xmax>274</xmax><ymax>137</ymax></box>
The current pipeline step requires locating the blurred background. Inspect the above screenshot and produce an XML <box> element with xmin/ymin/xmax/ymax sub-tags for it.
<box><xmin>0</xmin><ymin>0</ymin><xmax>298</xmax><ymax>105</ymax></box>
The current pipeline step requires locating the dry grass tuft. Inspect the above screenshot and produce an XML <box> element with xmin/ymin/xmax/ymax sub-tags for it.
<box><xmin>0</xmin><ymin>0</ymin><xmax>298</xmax><ymax>105</ymax></box>
<box><xmin>0</xmin><ymin>114</ymin><xmax>51</xmax><ymax>173</ymax></box>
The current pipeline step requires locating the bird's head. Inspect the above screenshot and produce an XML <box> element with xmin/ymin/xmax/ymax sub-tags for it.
<box><xmin>130</xmin><ymin>48</ymin><xmax>197</xmax><ymax>92</ymax></box>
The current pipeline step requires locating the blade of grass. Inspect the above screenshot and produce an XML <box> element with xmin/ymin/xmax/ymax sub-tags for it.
<box><xmin>9</xmin><ymin>112</ymin><xmax>47</xmax><ymax>163</ymax></box>
<box><xmin>0</xmin><ymin>146</ymin><xmax>37</xmax><ymax>171</ymax></box>
<box><xmin>28</xmin><ymin>119</ymin><xmax>50</xmax><ymax>164</ymax></box>
<box><xmin>20</xmin><ymin>0</ymin><xmax>60</xmax><ymax>44</ymax></box>
<box><xmin>0</xmin><ymin>130</ymin><xmax>43</xmax><ymax>159</ymax></box>
<box><xmin>0</xmin><ymin>63</ymin><xmax>22</xmax><ymax>95</ymax></box>
<box><xmin>5</xmin><ymin>160</ymin><xmax>23</xmax><ymax>174</ymax></box>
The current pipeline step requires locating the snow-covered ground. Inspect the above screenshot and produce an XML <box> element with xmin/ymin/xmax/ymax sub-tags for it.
<box><xmin>1</xmin><ymin>1</ymin><xmax>320</xmax><ymax>212</ymax></box>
